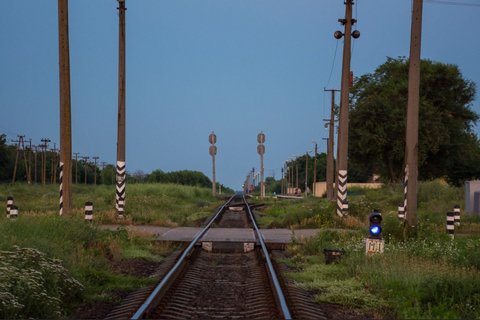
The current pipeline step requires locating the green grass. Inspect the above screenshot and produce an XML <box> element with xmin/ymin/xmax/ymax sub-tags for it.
<box><xmin>0</xmin><ymin>214</ymin><xmax>178</xmax><ymax>318</ymax></box>
<box><xmin>271</xmin><ymin>180</ymin><xmax>480</xmax><ymax>319</ymax></box>
<box><xmin>0</xmin><ymin>183</ymin><xmax>222</xmax><ymax>225</ymax></box>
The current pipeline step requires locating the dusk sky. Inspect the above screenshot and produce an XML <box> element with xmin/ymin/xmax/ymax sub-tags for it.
<box><xmin>1</xmin><ymin>0</ymin><xmax>479</xmax><ymax>189</ymax></box>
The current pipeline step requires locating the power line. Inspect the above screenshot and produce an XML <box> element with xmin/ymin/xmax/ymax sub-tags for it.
<box><xmin>425</xmin><ymin>0</ymin><xmax>480</xmax><ymax>7</ymax></box>
<box><xmin>324</xmin><ymin>40</ymin><xmax>340</xmax><ymax>89</ymax></box>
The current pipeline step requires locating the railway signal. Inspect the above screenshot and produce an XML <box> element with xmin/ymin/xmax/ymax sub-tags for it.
<box><xmin>366</xmin><ymin>210</ymin><xmax>384</xmax><ymax>255</ymax></box>
<box><xmin>209</xmin><ymin>132</ymin><xmax>217</xmax><ymax>196</ymax></box>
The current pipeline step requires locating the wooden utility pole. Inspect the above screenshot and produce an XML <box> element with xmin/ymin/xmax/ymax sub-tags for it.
<box><xmin>116</xmin><ymin>0</ymin><xmax>127</xmax><ymax>216</ymax></box>
<box><xmin>33</xmin><ymin>145</ymin><xmax>38</xmax><ymax>184</ymax></box>
<box><xmin>51</xmin><ymin>143</ymin><xmax>58</xmax><ymax>184</ymax></box>
<box><xmin>82</xmin><ymin>156</ymin><xmax>89</xmax><ymax>184</ymax></box>
<box><xmin>312</xmin><ymin>142</ymin><xmax>318</xmax><ymax>196</ymax></box>
<box><xmin>26</xmin><ymin>139</ymin><xmax>32</xmax><ymax>184</ymax></box>
<box><xmin>405</xmin><ymin>0</ymin><xmax>423</xmax><ymax>228</ymax></box>
<box><xmin>93</xmin><ymin>156</ymin><xmax>99</xmax><ymax>185</ymax></box>
<box><xmin>11</xmin><ymin>135</ymin><xmax>30</xmax><ymax>184</ymax></box>
<box><xmin>304</xmin><ymin>152</ymin><xmax>309</xmax><ymax>197</ymax></box>
<box><xmin>58</xmin><ymin>0</ymin><xmax>73</xmax><ymax>215</ymax></box>
<box><xmin>335</xmin><ymin>0</ymin><xmax>359</xmax><ymax>216</ymax></box>
<box><xmin>41</xmin><ymin>138</ymin><xmax>50</xmax><ymax>185</ymax></box>
<box><xmin>74</xmin><ymin>152</ymin><xmax>80</xmax><ymax>184</ymax></box>
<box><xmin>324</xmin><ymin>89</ymin><xmax>339</xmax><ymax>201</ymax></box>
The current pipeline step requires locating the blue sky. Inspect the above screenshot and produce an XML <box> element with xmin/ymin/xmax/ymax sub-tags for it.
<box><xmin>1</xmin><ymin>0</ymin><xmax>479</xmax><ymax>189</ymax></box>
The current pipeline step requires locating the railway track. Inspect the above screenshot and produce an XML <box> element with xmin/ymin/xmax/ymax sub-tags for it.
<box><xmin>105</xmin><ymin>194</ymin><xmax>325</xmax><ymax>320</ymax></box>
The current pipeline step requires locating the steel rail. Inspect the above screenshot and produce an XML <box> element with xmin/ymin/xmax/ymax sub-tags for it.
<box><xmin>243</xmin><ymin>195</ymin><xmax>292</xmax><ymax>320</ymax></box>
<box><xmin>131</xmin><ymin>194</ymin><xmax>236</xmax><ymax>320</ymax></box>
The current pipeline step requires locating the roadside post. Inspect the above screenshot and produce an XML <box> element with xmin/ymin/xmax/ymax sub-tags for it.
<box><xmin>6</xmin><ymin>196</ymin><xmax>14</xmax><ymax>218</ymax></box>
<box><xmin>85</xmin><ymin>201</ymin><xmax>93</xmax><ymax>222</ymax></box>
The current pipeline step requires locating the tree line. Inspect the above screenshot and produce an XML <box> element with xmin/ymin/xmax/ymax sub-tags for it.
<box><xmin>0</xmin><ymin>134</ymin><xmax>231</xmax><ymax>191</ymax></box>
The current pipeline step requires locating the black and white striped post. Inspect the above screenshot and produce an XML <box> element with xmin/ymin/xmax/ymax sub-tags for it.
<box><xmin>336</xmin><ymin>170</ymin><xmax>348</xmax><ymax>217</ymax></box>
<box><xmin>454</xmin><ymin>205</ymin><xmax>461</xmax><ymax>227</ymax></box>
<box><xmin>85</xmin><ymin>201</ymin><xmax>93</xmax><ymax>222</ymax></box>
<box><xmin>116</xmin><ymin>161</ymin><xmax>126</xmax><ymax>217</ymax></box>
<box><xmin>6</xmin><ymin>196</ymin><xmax>14</xmax><ymax>218</ymax></box>
<box><xmin>446</xmin><ymin>211</ymin><xmax>455</xmax><ymax>239</ymax></box>
<box><xmin>9</xmin><ymin>205</ymin><xmax>18</xmax><ymax>219</ymax></box>
<box><xmin>398</xmin><ymin>203</ymin><xmax>405</xmax><ymax>220</ymax></box>
<box><xmin>59</xmin><ymin>161</ymin><xmax>64</xmax><ymax>216</ymax></box>
<box><xmin>402</xmin><ymin>165</ymin><xmax>408</xmax><ymax>220</ymax></box>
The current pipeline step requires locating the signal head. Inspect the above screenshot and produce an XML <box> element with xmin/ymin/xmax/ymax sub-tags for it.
<box><xmin>334</xmin><ymin>31</ymin><xmax>344</xmax><ymax>39</ymax></box>
<box><xmin>351</xmin><ymin>30</ymin><xmax>361</xmax><ymax>39</ymax></box>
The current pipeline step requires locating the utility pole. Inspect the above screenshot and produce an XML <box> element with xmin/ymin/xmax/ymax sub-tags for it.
<box><xmin>41</xmin><ymin>138</ymin><xmax>50</xmax><ymax>185</ymax></box>
<box><xmin>73</xmin><ymin>152</ymin><xmax>80</xmax><ymax>184</ymax></box>
<box><xmin>116</xmin><ymin>0</ymin><xmax>127</xmax><ymax>217</ymax></box>
<box><xmin>304</xmin><ymin>152</ymin><xmax>309</xmax><ymax>197</ymax></box>
<box><xmin>82</xmin><ymin>156</ymin><xmax>89</xmax><ymax>184</ymax></box>
<box><xmin>93</xmin><ymin>156</ymin><xmax>99</xmax><ymax>185</ymax></box>
<box><xmin>26</xmin><ymin>139</ymin><xmax>32</xmax><ymax>184</ymax></box>
<box><xmin>11</xmin><ymin>135</ymin><xmax>30</xmax><ymax>184</ymax></box>
<box><xmin>58</xmin><ymin>0</ymin><xmax>73</xmax><ymax>215</ymax></box>
<box><xmin>33</xmin><ymin>145</ymin><xmax>38</xmax><ymax>184</ymax></box>
<box><xmin>209</xmin><ymin>132</ymin><xmax>217</xmax><ymax>196</ymax></box>
<box><xmin>405</xmin><ymin>0</ymin><xmax>423</xmax><ymax>229</ymax></box>
<box><xmin>257</xmin><ymin>132</ymin><xmax>266</xmax><ymax>198</ymax></box>
<box><xmin>312</xmin><ymin>141</ymin><xmax>318</xmax><ymax>196</ymax></box>
<box><xmin>51</xmin><ymin>143</ymin><xmax>58</xmax><ymax>184</ymax></box>
<box><xmin>334</xmin><ymin>0</ymin><xmax>359</xmax><ymax>216</ymax></box>
<box><xmin>324</xmin><ymin>89</ymin><xmax>339</xmax><ymax>201</ymax></box>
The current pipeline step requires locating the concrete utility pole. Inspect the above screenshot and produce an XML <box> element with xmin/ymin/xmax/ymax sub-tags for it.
<box><xmin>405</xmin><ymin>0</ymin><xmax>423</xmax><ymax>228</ymax></box>
<box><xmin>324</xmin><ymin>89</ymin><xmax>339</xmax><ymax>201</ymax></box>
<box><xmin>257</xmin><ymin>132</ymin><xmax>266</xmax><ymax>198</ymax></box>
<box><xmin>93</xmin><ymin>156</ymin><xmax>99</xmax><ymax>185</ymax></box>
<box><xmin>209</xmin><ymin>132</ymin><xmax>217</xmax><ymax>196</ymax></box>
<box><xmin>58</xmin><ymin>0</ymin><xmax>73</xmax><ymax>215</ymax></box>
<box><xmin>334</xmin><ymin>0</ymin><xmax>359</xmax><ymax>216</ymax></box>
<box><xmin>116</xmin><ymin>0</ymin><xmax>127</xmax><ymax>217</ymax></box>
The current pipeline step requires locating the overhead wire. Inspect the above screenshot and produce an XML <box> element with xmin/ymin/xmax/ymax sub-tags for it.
<box><xmin>425</xmin><ymin>0</ymin><xmax>480</xmax><ymax>7</ymax></box>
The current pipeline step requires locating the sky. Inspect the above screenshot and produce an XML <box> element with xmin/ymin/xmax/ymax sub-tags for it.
<box><xmin>1</xmin><ymin>0</ymin><xmax>479</xmax><ymax>190</ymax></box>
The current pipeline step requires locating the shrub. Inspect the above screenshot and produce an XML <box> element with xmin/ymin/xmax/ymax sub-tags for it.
<box><xmin>0</xmin><ymin>246</ymin><xmax>83</xmax><ymax>319</ymax></box>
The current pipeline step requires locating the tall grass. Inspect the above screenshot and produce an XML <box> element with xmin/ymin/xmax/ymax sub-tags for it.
<box><xmin>0</xmin><ymin>183</ymin><xmax>221</xmax><ymax>225</ymax></box>
<box><xmin>275</xmin><ymin>180</ymin><xmax>480</xmax><ymax>319</ymax></box>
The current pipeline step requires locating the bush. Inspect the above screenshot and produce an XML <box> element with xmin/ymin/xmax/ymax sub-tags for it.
<box><xmin>0</xmin><ymin>246</ymin><xmax>83</xmax><ymax>319</ymax></box>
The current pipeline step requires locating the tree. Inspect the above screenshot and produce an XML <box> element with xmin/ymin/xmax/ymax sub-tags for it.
<box><xmin>349</xmin><ymin>57</ymin><xmax>479</xmax><ymax>184</ymax></box>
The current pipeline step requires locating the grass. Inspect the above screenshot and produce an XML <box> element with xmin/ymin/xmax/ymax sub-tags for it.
<box><xmin>265</xmin><ymin>180</ymin><xmax>480</xmax><ymax>319</ymax></box>
<box><xmin>0</xmin><ymin>183</ymin><xmax>222</xmax><ymax>225</ymax></box>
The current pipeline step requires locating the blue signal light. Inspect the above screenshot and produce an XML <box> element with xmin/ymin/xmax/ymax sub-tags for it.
<box><xmin>369</xmin><ymin>225</ymin><xmax>382</xmax><ymax>236</ymax></box>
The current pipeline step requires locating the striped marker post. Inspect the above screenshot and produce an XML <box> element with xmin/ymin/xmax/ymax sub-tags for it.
<box><xmin>336</xmin><ymin>170</ymin><xmax>348</xmax><ymax>217</ymax></box>
<box><xmin>116</xmin><ymin>161</ymin><xmax>126</xmax><ymax>217</ymax></box>
<box><xmin>9</xmin><ymin>205</ymin><xmax>18</xmax><ymax>219</ymax></box>
<box><xmin>453</xmin><ymin>205</ymin><xmax>461</xmax><ymax>226</ymax></box>
<box><xmin>85</xmin><ymin>202</ymin><xmax>93</xmax><ymax>222</ymax></box>
<box><xmin>398</xmin><ymin>203</ymin><xmax>405</xmax><ymax>220</ymax></box>
<box><xmin>446</xmin><ymin>211</ymin><xmax>455</xmax><ymax>239</ymax></box>
<box><xmin>59</xmin><ymin>161</ymin><xmax>64</xmax><ymax>216</ymax></box>
<box><xmin>6</xmin><ymin>196</ymin><xmax>14</xmax><ymax>218</ymax></box>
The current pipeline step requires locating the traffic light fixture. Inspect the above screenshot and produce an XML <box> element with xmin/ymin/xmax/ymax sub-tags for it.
<box><xmin>369</xmin><ymin>210</ymin><xmax>383</xmax><ymax>239</ymax></box>
<box><xmin>365</xmin><ymin>210</ymin><xmax>384</xmax><ymax>255</ymax></box>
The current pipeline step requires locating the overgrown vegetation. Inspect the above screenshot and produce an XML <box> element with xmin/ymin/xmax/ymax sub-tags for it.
<box><xmin>0</xmin><ymin>182</ymin><xmax>221</xmax><ymax>318</ymax></box>
<box><xmin>260</xmin><ymin>180</ymin><xmax>480</xmax><ymax>319</ymax></box>
<box><xmin>0</xmin><ymin>183</ymin><xmax>222</xmax><ymax>225</ymax></box>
